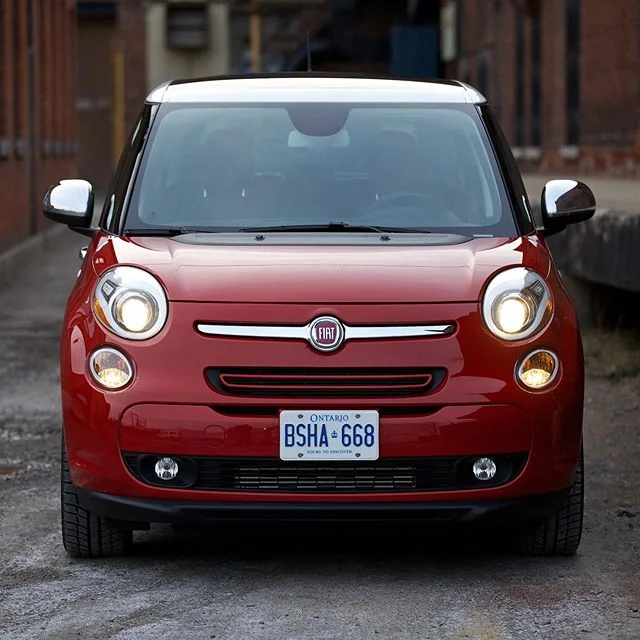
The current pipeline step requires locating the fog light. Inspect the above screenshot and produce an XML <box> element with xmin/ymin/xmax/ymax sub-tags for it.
<box><xmin>472</xmin><ymin>457</ymin><xmax>497</xmax><ymax>481</ymax></box>
<box><xmin>155</xmin><ymin>457</ymin><xmax>179</xmax><ymax>481</ymax></box>
<box><xmin>517</xmin><ymin>349</ymin><xmax>559</xmax><ymax>389</ymax></box>
<box><xmin>89</xmin><ymin>347</ymin><xmax>133</xmax><ymax>389</ymax></box>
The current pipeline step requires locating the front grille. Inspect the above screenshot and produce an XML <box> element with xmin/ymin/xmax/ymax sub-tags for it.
<box><xmin>211</xmin><ymin>405</ymin><xmax>443</xmax><ymax>418</ymax></box>
<box><xmin>200</xmin><ymin>460</ymin><xmax>435</xmax><ymax>491</ymax></box>
<box><xmin>205</xmin><ymin>367</ymin><xmax>447</xmax><ymax>398</ymax></box>
<box><xmin>123</xmin><ymin>454</ymin><xmax>528</xmax><ymax>493</ymax></box>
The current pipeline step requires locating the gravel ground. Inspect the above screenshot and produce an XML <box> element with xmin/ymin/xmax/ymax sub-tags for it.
<box><xmin>1</xmin><ymin>233</ymin><xmax>639</xmax><ymax>640</ymax></box>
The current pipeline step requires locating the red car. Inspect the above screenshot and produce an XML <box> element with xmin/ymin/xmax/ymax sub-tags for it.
<box><xmin>45</xmin><ymin>75</ymin><xmax>596</xmax><ymax>558</ymax></box>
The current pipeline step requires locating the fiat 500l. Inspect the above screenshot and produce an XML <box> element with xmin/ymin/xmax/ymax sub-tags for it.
<box><xmin>45</xmin><ymin>75</ymin><xmax>596</xmax><ymax>558</ymax></box>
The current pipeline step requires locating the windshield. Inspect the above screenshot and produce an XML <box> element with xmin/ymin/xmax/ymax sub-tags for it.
<box><xmin>125</xmin><ymin>103</ymin><xmax>516</xmax><ymax>236</ymax></box>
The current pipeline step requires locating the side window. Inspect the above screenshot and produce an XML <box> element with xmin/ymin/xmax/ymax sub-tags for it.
<box><xmin>456</xmin><ymin>124</ymin><xmax>503</xmax><ymax>222</ymax></box>
<box><xmin>102</xmin><ymin>195</ymin><xmax>115</xmax><ymax>230</ymax></box>
<box><xmin>101</xmin><ymin>105</ymin><xmax>154</xmax><ymax>232</ymax></box>
<box><xmin>482</xmin><ymin>109</ymin><xmax>537</xmax><ymax>231</ymax></box>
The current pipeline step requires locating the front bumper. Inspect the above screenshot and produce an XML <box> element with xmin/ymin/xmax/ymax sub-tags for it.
<box><xmin>61</xmin><ymin>297</ymin><xmax>585</xmax><ymax>503</ymax></box>
<box><xmin>74</xmin><ymin>485</ymin><xmax>569</xmax><ymax>526</ymax></box>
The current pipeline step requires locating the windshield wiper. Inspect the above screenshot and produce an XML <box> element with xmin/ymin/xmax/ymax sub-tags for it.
<box><xmin>123</xmin><ymin>227</ymin><xmax>217</xmax><ymax>237</ymax></box>
<box><xmin>240</xmin><ymin>221</ymin><xmax>433</xmax><ymax>234</ymax></box>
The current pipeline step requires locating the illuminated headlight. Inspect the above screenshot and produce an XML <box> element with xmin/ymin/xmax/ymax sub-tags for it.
<box><xmin>517</xmin><ymin>349</ymin><xmax>559</xmax><ymax>389</ymax></box>
<box><xmin>89</xmin><ymin>347</ymin><xmax>133</xmax><ymax>389</ymax></box>
<box><xmin>482</xmin><ymin>268</ymin><xmax>553</xmax><ymax>341</ymax></box>
<box><xmin>494</xmin><ymin>293</ymin><xmax>534</xmax><ymax>334</ymax></box>
<box><xmin>93</xmin><ymin>267</ymin><xmax>167</xmax><ymax>340</ymax></box>
<box><xmin>114</xmin><ymin>292</ymin><xmax>156</xmax><ymax>334</ymax></box>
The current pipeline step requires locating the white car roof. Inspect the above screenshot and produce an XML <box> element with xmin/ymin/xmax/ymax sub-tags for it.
<box><xmin>146</xmin><ymin>74</ymin><xmax>486</xmax><ymax>105</ymax></box>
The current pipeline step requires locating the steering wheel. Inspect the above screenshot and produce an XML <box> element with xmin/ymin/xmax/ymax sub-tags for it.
<box><xmin>357</xmin><ymin>191</ymin><xmax>460</xmax><ymax>227</ymax></box>
<box><xmin>366</xmin><ymin>191</ymin><xmax>447</xmax><ymax>212</ymax></box>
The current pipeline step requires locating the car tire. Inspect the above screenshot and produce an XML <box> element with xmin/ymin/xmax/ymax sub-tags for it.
<box><xmin>518</xmin><ymin>446</ymin><xmax>584</xmax><ymax>556</ymax></box>
<box><xmin>61</xmin><ymin>441</ymin><xmax>133</xmax><ymax>558</ymax></box>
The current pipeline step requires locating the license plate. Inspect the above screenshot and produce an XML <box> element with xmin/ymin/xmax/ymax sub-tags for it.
<box><xmin>279</xmin><ymin>410</ymin><xmax>379</xmax><ymax>461</ymax></box>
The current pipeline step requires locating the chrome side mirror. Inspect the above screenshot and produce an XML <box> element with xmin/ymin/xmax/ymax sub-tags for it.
<box><xmin>541</xmin><ymin>179</ymin><xmax>596</xmax><ymax>234</ymax></box>
<box><xmin>43</xmin><ymin>179</ymin><xmax>95</xmax><ymax>235</ymax></box>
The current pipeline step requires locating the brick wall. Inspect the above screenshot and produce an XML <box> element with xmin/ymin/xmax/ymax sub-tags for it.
<box><xmin>0</xmin><ymin>0</ymin><xmax>77</xmax><ymax>254</ymax></box>
<box><xmin>77</xmin><ymin>0</ymin><xmax>147</xmax><ymax>191</ymax></box>
<box><xmin>578</xmin><ymin>0</ymin><xmax>640</xmax><ymax>174</ymax></box>
<box><xmin>117</xmin><ymin>0</ymin><xmax>147</xmax><ymax>132</ymax></box>
<box><xmin>442</xmin><ymin>0</ymin><xmax>640</xmax><ymax>176</ymax></box>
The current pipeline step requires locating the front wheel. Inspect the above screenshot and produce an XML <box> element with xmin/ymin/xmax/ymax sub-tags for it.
<box><xmin>61</xmin><ymin>441</ymin><xmax>132</xmax><ymax>558</ymax></box>
<box><xmin>518</xmin><ymin>446</ymin><xmax>584</xmax><ymax>556</ymax></box>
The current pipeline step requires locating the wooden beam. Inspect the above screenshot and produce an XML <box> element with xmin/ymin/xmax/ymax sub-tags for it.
<box><xmin>250</xmin><ymin>5</ymin><xmax>262</xmax><ymax>72</ymax></box>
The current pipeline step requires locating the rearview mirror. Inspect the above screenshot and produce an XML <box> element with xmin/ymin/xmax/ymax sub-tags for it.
<box><xmin>541</xmin><ymin>179</ymin><xmax>596</xmax><ymax>235</ymax></box>
<box><xmin>43</xmin><ymin>179</ymin><xmax>95</xmax><ymax>236</ymax></box>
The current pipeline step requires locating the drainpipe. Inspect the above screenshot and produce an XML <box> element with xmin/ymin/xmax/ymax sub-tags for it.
<box><xmin>27</xmin><ymin>0</ymin><xmax>37</xmax><ymax>235</ymax></box>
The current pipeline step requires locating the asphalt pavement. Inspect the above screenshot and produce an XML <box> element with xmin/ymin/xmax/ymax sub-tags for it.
<box><xmin>1</xmin><ymin>232</ymin><xmax>639</xmax><ymax>640</ymax></box>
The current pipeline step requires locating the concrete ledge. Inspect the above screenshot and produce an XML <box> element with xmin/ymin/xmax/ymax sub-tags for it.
<box><xmin>546</xmin><ymin>209</ymin><xmax>640</xmax><ymax>294</ymax></box>
<box><xmin>0</xmin><ymin>225</ymin><xmax>68</xmax><ymax>291</ymax></box>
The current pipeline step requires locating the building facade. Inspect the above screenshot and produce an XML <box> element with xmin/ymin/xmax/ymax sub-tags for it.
<box><xmin>77</xmin><ymin>0</ymin><xmax>147</xmax><ymax>194</ymax></box>
<box><xmin>0</xmin><ymin>0</ymin><xmax>77</xmax><ymax>253</ymax></box>
<box><xmin>77</xmin><ymin>0</ymin><xmax>231</xmax><ymax>192</ymax></box>
<box><xmin>441</xmin><ymin>0</ymin><xmax>640</xmax><ymax>176</ymax></box>
<box><xmin>281</xmin><ymin>0</ymin><xmax>441</xmax><ymax>76</ymax></box>
<box><xmin>147</xmin><ymin>0</ymin><xmax>230</xmax><ymax>89</ymax></box>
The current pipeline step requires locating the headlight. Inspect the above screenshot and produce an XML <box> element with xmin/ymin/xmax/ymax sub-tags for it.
<box><xmin>482</xmin><ymin>268</ymin><xmax>553</xmax><ymax>341</ymax></box>
<box><xmin>494</xmin><ymin>294</ymin><xmax>534</xmax><ymax>334</ymax></box>
<box><xmin>93</xmin><ymin>267</ymin><xmax>167</xmax><ymax>340</ymax></box>
<box><xmin>114</xmin><ymin>292</ymin><xmax>156</xmax><ymax>333</ymax></box>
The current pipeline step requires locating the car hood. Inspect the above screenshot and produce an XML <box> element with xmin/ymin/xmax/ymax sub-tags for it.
<box><xmin>91</xmin><ymin>235</ymin><xmax>551</xmax><ymax>304</ymax></box>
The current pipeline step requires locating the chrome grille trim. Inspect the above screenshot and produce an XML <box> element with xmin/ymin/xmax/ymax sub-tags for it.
<box><xmin>196</xmin><ymin>321</ymin><xmax>455</xmax><ymax>342</ymax></box>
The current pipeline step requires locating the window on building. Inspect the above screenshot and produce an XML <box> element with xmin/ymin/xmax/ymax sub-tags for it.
<box><xmin>77</xmin><ymin>2</ymin><xmax>116</xmax><ymax>18</ymax></box>
<box><xmin>166</xmin><ymin>3</ymin><xmax>209</xmax><ymax>50</ymax></box>
<box><xmin>565</xmin><ymin>0</ymin><xmax>580</xmax><ymax>145</ymax></box>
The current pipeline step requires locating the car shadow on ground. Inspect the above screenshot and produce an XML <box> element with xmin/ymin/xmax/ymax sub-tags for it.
<box><xmin>119</xmin><ymin>522</ymin><xmax>578</xmax><ymax>571</ymax></box>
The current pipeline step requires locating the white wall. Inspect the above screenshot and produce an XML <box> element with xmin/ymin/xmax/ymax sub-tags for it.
<box><xmin>147</xmin><ymin>1</ymin><xmax>231</xmax><ymax>91</ymax></box>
